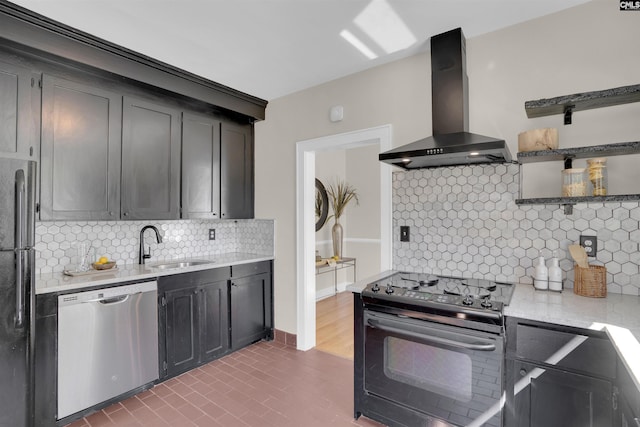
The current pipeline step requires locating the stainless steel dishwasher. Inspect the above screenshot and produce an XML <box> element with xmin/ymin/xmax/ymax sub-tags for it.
<box><xmin>57</xmin><ymin>281</ymin><xmax>158</xmax><ymax>419</ymax></box>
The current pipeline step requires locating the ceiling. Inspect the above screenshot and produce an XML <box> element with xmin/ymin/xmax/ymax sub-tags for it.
<box><xmin>11</xmin><ymin>0</ymin><xmax>590</xmax><ymax>101</ymax></box>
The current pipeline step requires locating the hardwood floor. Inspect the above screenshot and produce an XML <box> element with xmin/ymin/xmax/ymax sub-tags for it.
<box><xmin>315</xmin><ymin>291</ymin><xmax>354</xmax><ymax>360</ymax></box>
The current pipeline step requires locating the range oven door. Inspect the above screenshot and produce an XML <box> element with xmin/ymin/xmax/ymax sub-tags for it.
<box><xmin>364</xmin><ymin>309</ymin><xmax>504</xmax><ymax>427</ymax></box>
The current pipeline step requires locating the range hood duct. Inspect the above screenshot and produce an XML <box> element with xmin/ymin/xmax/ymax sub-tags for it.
<box><xmin>379</xmin><ymin>28</ymin><xmax>512</xmax><ymax>169</ymax></box>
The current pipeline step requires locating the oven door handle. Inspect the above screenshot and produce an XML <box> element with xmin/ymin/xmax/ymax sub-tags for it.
<box><xmin>367</xmin><ymin>319</ymin><xmax>497</xmax><ymax>351</ymax></box>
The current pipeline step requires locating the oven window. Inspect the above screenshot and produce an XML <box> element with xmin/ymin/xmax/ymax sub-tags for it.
<box><xmin>384</xmin><ymin>336</ymin><xmax>472</xmax><ymax>402</ymax></box>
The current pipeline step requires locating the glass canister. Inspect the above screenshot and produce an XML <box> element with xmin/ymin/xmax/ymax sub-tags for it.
<box><xmin>562</xmin><ymin>168</ymin><xmax>587</xmax><ymax>197</ymax></box>
<box><xmin>587</xmin><ymin>158</ymin><xmax>607</xmax><ymax>196</ymax></box>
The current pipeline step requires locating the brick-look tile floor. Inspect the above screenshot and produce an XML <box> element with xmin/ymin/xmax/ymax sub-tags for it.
<box><xmin>65</xmin><ymin>341</ymin><xmax>384</xmax><ymax>427</ymax></box>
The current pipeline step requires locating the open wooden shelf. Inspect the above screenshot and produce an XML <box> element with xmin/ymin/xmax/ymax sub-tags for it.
<box><xmin>517</xmin><ymin>141</ymin><xmax>640</xmax><ymax>164</ymax></box>
<box><xmin>516</xmin><ymin>141</ymin><xmax>640</xmax><ymax>213</ymax></box>
<box><xmin>524</xmin><ymin>84</ymin><xmax>640</xmax><ymax>120</ymax></box>
<box><xmin>516</xmin><ymin>194</ymin><xmax>640</xmax><ymax>206</ymax></box>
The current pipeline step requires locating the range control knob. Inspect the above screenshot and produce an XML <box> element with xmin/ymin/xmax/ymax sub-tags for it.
<box><xmin>462</xmin><ymin>295</ymin><xmax>474</xmax><ymax>306</ymax></box>
<box><xmin>371</xmin><ymin>283</ymin><xmax>380</xmax><ymax>293</ymax></box>
<box><xmin>385</xmin><ymin>285</ymin><xmax>394</xmax><ymax>295</ymax></box>
<box><xmin>481</xmin><ymin>299</ymin><xmax>493</xmax><ymax>308</ymax></box>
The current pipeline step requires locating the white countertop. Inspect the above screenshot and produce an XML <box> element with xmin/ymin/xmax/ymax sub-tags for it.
<box><xmin>506</xmin><ymin>283</ymin><xmax>640</xmax><ymax>392</ymax></box>
<box><xmin>36</xmin><ymin>252</ymin><xmax>274</xmax><ymax>295</ymax></box>
<box><xmin>347</xmin><ymin>271</ymin><xmax>640</xmax><ymax>392</ymax></box>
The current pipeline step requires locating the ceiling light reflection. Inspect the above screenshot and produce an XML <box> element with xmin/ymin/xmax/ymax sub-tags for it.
<box><xmin>354</xmin><ymin>0</ymin><xmax>417</xmax><ymax>54</ymax></box>
<box><xmin>340</xmin><ymin>30</ymin><xmax>378</xmax><ymax>59</ymax></box>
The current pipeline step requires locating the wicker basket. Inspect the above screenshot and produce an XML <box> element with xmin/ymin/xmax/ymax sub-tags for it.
<box><xmin>573</xmin><ymin>264</ymin><xmax>606</xmax><ymax>298</ymax></box>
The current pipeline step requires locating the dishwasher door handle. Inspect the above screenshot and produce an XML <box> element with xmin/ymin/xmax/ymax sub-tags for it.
<box><xmin>84</xmin><ymin>293</ymin><xmax>138</xmax><ymax>305</ymax></box>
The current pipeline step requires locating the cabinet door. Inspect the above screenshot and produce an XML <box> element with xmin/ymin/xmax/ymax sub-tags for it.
<box><xmin>164</xmin><ymin>287</ymin><xmax>199</xmax><ymax>378</ymax></box>
<box><xmin>0</xmin><ymin>60</ymin><xmax>34</xmax><ymax>159</ymax></box>
<box><xmin>199</xmin><ymin>280</ymin><xmax>229</xmax><ymax>362</ymax></box>
<box><xmin>513</xmin><ymin>361</ymin><xmax>613</xmax><ymax>427</ymax></box>
<box><xmin>40</xmin><ymin>75</ymin><xmax>121</xmax><ymax>220</ymax></box>
<box><xmin>181</xmin><ymin>113</ymin><xmax>220</xmax><ymax>218</ymax></box>
<box><xmin>122</xmin><ymin>96</ymin><xmax>180</xmax><ymax>219</ymax></box>
<box><xmin>220</xmin><ymin>121</ymin><xmax>254</xmax><ymax>219</ymax></box>
<box><xmin>230</xmin><ymin>272</ymin><xmax>269</xmax><ymax>350</ymax></box>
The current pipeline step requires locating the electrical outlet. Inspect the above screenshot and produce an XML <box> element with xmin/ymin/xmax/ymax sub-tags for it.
<box><xmin>208</xmin><ymin>229</ymin><xmax>216</xmax><ymax>240</ymax></box>
<box><xmin>580</xmin><ymin>235</ymin><xmax>597</xmax><ymax>257</ymax></box>
<box><xmin>400</xmin><ymin>226</ymin><xmax>410</xmax><ymax>242</ymax></box>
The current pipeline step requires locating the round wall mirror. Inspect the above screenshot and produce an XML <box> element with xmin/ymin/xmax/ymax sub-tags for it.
<box><xmin>315</xmin><ymin>179</ymin><xmax>329</xmax><ymax>231</ymax></box>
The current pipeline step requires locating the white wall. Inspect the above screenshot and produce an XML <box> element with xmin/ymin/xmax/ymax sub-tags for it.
<box><xmin>255</xmin><ymin>0</ymin><xmax>640</xmax><ymax>335</ymax></box>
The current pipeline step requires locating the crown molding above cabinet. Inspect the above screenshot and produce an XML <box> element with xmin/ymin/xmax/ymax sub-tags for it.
<box><xmin>0</xmin><ymin>2</ymin><xmax>267</xmax><ymax>120</ymax></box>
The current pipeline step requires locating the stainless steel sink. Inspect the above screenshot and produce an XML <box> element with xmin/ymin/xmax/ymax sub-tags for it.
<box><xmin>149</xmin><ymin>260</ymin><xmax>213</xmax><ymax>270</ymax></box>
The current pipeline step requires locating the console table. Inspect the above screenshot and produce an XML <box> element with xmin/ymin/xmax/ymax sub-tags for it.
<box><xmin>316</xmin><ymin>257</ymin><xmax>356</xmax><ymax>294</ymax></box>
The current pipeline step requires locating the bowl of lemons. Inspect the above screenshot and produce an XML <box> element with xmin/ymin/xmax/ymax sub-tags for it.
<box><xmin>92</xmin><ymin>256</ymin><xmax>116</xmax><ymax>270</ymax></box>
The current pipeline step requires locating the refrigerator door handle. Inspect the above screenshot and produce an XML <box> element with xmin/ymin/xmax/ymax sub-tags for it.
<box><xmin>15</xmin><ymin>169</ymin><xmax>26</xmax><ymax>329</ymax></box>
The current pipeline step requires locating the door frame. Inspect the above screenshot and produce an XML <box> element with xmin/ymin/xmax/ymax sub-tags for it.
<box><xmin>295</xmin><ymin>124</ymin><xmax>393</xmax><ymax>350</ymax></box>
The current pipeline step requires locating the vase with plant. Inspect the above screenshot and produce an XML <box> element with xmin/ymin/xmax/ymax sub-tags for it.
<box><xmin>327</xmin><ymin>179</ymin><xmax>359</xmax><ymax>259</ymax></box>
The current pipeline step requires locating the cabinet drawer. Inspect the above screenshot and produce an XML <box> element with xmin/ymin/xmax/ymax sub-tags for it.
<box><xmin>515</xmin><ymin>324</ymin><xmax>616</xmax><ymax>379</ymax></box>
<box><xmin>232</xmin><ymin>261</ymin><xmax>270</xmax><ymax>278</ymax></box>
<box><xmin>159</xmin><ymin>267</ymin><xmax>230</xmax><ymax>291</ymax></box>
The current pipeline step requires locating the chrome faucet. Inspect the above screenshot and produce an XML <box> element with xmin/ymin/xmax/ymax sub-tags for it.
<box><xmin>139</xmin><ymin>225</ymin><xmax>163</xmax><ymax>264</ymax></box>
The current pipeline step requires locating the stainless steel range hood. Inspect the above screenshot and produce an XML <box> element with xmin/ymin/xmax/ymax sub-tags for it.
<box><xmin>379</xmin><ymin>28</ymin><xmax>512</xmax><ymax>169</ymax></box>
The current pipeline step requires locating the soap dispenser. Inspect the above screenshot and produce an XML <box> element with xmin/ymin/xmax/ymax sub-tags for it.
<box><xmin>534</xmin><ymin>251</ymin><xmax>548</xmax><ymax>290</ymax></box>
<box><xmin>548</xmin><ymin>252</ymin><xmax>562</xmax><ymax>291</ymax></box>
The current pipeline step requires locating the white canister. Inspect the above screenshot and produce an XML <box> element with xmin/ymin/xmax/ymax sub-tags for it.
<box><xmin>548</xmin><ymin>256</ymin><xmax>562</xmax><ymax>291</ymax></box>
<box><xmin>534</xmin><ymin>254</ymin><xmax>549</xmax><ymax>290</ymax></box>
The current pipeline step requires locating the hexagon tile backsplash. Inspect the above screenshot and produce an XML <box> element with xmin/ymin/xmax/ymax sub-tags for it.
<box><xmin>35</xmin><ymin>219</ymin><xmax>274</xmax><ymax>275</ymax></box>
<box><xmin>393</xmin><ymin>164</ymin><xmax>640</xmax><ymax>296</ymax></box>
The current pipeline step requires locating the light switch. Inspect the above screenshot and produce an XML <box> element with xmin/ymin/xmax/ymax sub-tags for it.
<box><xmin>400</xmin><ymin>226</ymin><xmax>410</xmax><ymax>242</ymax></box>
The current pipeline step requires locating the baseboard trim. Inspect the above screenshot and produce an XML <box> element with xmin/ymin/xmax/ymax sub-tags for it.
<box><xmin>316</xmin><ymin>282</ymin><xmax>349</xmax><ymax>300</ymax></box>
<box><xmin>273</xmin><ymin>329</ymin><xmax>297</xmax><ymax>348</ymax></box>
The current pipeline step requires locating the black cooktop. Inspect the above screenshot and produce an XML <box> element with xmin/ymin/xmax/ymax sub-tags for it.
<box><xmin>362</xmin><ymin>271</ymin><xmax>515</xmax><ymax>315</ymax></box>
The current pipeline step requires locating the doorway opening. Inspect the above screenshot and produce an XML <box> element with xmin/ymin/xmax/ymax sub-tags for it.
<box><xmin>295</xmin><ymin>125</ymin><xmax>393</xmax><ymax>351</ymax></box>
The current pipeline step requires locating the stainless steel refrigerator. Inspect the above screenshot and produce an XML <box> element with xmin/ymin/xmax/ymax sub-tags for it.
<box><xmin>0</xmin><ymin>158</ymin><xmax>36</xmax><ymax>427</ymax></box>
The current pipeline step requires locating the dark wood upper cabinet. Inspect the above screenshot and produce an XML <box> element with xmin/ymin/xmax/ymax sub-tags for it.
<box><xmin>40</xmin><ymin>75</ymin><xmax>122</xmax><ymax>220</ymax></box>
<box><xmin>0</xmin><ymin>59</ymin><xmax>36</xmax><ymax>159</ymax></box>
<box><xmin>221</xmin><ymin>121</ymin><xmax>254</xmax><ymax>219</ymax></box>
<box><xmin>181</xmin><ymin>113</ymin><xmax>221</xmax><ymax>219</ymax></box>
<box><xmin>121</xmin><ymin>96</ymin><xmax>181</xmax><ymax>220</ymax></box>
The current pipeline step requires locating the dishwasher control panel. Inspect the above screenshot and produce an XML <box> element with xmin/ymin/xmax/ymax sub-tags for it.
<box><xmin>57</xmin><ymin>280</ymin><xmax>157</xmax><ymax>307</ymax></box>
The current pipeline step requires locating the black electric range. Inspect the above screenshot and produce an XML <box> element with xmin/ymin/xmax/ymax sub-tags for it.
<box><xmin>361</xmin><ymin>271</ymin><xmax>515</xmax><ymax>329</ymax></box>
<box><xmin>355</xmin><ymin>271</ymin><xmax>515</xmax><ymax>426</ymax></box>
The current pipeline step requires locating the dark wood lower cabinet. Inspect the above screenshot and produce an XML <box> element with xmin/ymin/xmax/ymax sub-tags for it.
<box><xmin>160</xmin><ymin>262</ymin><xmax>272</xmax><ymax>380</ymax></box>
<box><xmin>164</xmin><ymin>286</ymin><xmax>200</xmax><ymax>378</ymax></box>
<box><xmin>230</xmin><ymin>272</ymin><xmax>271</xmax><ymax>350</ymax></box>
<box><xmin>230</xmin><ymin>261</ymin><xmax>273</xmax><ymax>351</ymax></box>
<box><xmin>163</xmin><ymin>279</ymin><xmax>229</xmax><ymax>378</ymax></box>
<box><xmin>160</xmin><ymin>268</ymin><xmax>230</xmax><ymax>380</ymax></box>
<box><xmin>200</xmin><ymin>281</ymin><xmax>229</xmax><ymax>362</ymax></box>
<box><xmin>512</xmin><ymin>361</ymin><xmax>613</xmax><ymax>427</ymax></box>
<box><xmin>505</xmin><ymin>317</ymin><xmax>618</xmax><ymax>427</ymax></box>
